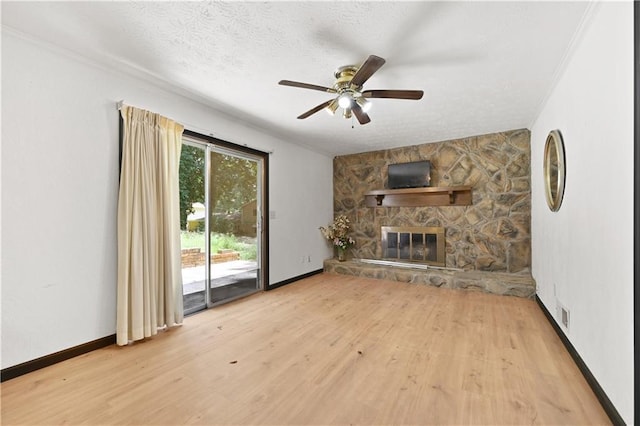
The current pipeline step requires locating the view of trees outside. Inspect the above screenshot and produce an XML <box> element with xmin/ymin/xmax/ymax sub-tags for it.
<box><xmin>209</xmin><ymin>151</ymin><xmax>258</xmax><ymax>235</ymax></box>
<box><xmin>179</xmin><ymin>144</ymin><xmax>205</xmax><ymax>230</ymax></box>
<box><xmin>179</xmin><ymin>144</ymin><xmax>258</xmax><ymax>260</ymax></box>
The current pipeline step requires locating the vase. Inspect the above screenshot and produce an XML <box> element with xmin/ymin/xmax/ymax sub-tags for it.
<box><xmin>336</xmin><ymin>247</ymin><xmax>346</xmax><ymax>262</ymax></box>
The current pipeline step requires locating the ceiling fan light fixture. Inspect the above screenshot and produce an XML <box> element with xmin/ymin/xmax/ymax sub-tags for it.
<box><xmin>356</xmin><ymin>96</ymin><xmax>372</xmax><ymax>113</ymax></box>
<box><xmin>325</xmin><ymin>99</ymin><xmax>339</xmax><ymax>115</ymax></box>
<box><xmin>343</xmin><ymin>108</ymin><xmax>352</xmax><ymax>119</ymax></box>
<box><xmin>338</xmin><ymin>93</ymin><xmax>352</xmax><ymax>109</ymax></box>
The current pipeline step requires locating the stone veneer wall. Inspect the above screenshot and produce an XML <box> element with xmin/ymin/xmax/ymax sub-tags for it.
<box><xmin>333</xmin><ymin>129</ymin><xmax>531</xmax><ymax>273</ymax></box>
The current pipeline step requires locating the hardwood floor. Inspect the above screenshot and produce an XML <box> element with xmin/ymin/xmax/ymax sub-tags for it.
<box><xmin>2</xmin><ymin>273</ymin><xmax>610</xmax><ymax>425</ymax></box>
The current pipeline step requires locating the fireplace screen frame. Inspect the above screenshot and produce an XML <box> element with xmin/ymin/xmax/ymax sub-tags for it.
<box><xmin>381</xmin><ymin>226</ymin><xmax>445</xmax><ymax>267</ymax></box>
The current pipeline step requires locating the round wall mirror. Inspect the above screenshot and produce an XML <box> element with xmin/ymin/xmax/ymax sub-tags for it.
<box><xmin>543</xmin><ymin>129</ymin><xmax>566</xmax><ymax>212</ymax></box>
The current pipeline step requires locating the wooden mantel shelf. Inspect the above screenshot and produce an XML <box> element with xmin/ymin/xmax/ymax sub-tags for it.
<box><xmin>365</xmin><ymin>186</ymin><xmax>472</xmax><ymax>207</ymax></box>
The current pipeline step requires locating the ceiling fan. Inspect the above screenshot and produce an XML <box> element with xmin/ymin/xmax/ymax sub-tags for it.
<box><xmin>278</xmin><ymin>55</ymin><xmax>424</xmax><ymax>125</ymax></box>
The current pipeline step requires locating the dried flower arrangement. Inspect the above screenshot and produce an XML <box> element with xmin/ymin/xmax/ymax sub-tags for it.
<box><xmin>320</xmin><ymin>215</ymin><xmax>355</xmax><ymax>260</ymax></box>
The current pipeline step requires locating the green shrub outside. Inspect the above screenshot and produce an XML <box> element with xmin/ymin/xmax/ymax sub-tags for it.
<box><xmin>181</xmin><ymin>231</ymin><xmax>257</xmax><ymax>261</ymax></box>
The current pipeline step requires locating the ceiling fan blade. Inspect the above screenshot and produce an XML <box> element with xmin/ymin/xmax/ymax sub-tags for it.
<box><xmin>351</xmin><ymin>103</ymin><xmax>371</xmax><ymax>125</ymax></box>
<box><xmin>350</xmin><ymin>55</ymin><xmax>386</xmax><ymax>88</ymax></box>
<box><xmin>297</xmin><ymin>99</ymin><xmax>333</xmax><ymax>119</ymax></box>
<box><xmin>362</xmin><ymin>90</ymin><xmax>424</xmax><ymax>100</ymax></box>
<box><xmin>279</xmin><ymin>80</ymin><xmax>336</xmax><ymax>93</ymax></box>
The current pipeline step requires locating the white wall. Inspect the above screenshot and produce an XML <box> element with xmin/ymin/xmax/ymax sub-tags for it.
<box><xmin>530</xmin><ymin>3</ymin><xmax>634</xmax><ymax>423</ymax></box>
<box><xmin>1</xmin><ymin>31</ymin><xmax>333</xmax><ymax>369</ymax></box>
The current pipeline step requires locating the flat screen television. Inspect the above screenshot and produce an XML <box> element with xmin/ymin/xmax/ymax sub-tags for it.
<box><xmin>388</xmin><ymin>161</ymin><xmax>432</xmax><ymax>189</ymax></box>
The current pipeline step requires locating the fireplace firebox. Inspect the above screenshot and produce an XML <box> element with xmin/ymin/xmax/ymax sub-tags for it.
<box><xmin>381</xmin><ymin>226</ymin><xmax>445</xmax><ymax>267</ymax></box>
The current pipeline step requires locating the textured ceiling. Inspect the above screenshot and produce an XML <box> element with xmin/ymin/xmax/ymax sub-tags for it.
<box><xmin>2</xmin><ymin>1</ymin><xmax>590</xmax><ymax>156</ymax></box>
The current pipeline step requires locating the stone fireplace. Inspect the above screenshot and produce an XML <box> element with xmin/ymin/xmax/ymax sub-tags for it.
<box><xmin>381</xmin><ymin>226</ymin><xmax>445</xmax><ymax>267</ymax></box>
<box><xmin>324</xmin><ymin>129</ymin><xmax>535</xmax><ymax>298</ymax></box>
<box><xmin>332</xmin><ymin>128</ymin><xmax>531</xmax><ymax>274</ymax></box>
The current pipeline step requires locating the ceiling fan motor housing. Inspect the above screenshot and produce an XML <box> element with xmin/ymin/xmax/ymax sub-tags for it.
<box><xmin>334</xmin><ymin>65</ymin><xmax>361</xmax><ymax>91</ymax></box>
<box><xmin>334</xmin><ymin>65</ymin><xmax>366</xmax><ymax>104</ymax></box>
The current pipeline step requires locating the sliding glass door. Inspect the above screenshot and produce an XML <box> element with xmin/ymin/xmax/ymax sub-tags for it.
<box><xmin>180</xmin><ymin>136</ymin><xmax>265</xmax><ymax>314</ymax></box>
<box><xmin>208</xmin><ymin>147</ymin><xmax>262</xmax><ymax>305</ymax></box>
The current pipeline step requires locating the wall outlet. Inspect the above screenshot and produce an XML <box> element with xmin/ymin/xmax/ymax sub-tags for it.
<box><xmin>307</xmin><ymin>255</ymin><xmax>311</xmax><ymax>263</ymax></box>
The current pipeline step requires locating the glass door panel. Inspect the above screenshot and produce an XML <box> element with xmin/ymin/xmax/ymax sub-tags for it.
<box><xmin>179</xmin><ymin>142</ymin><xmax>207</xmax><ymax>315</ymax></box>
<box><xmin>208</xmin><ymin>148</ymin><xmax>261</xmax><ymax>305</ymax></box>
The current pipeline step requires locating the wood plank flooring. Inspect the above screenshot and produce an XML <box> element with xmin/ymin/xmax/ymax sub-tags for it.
<box><xmin>1</xmin><ymin>273</ymin><xmax>610</xmax><ymax>425</ymax></box>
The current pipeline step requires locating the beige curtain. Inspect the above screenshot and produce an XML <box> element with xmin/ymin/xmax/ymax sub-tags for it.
<box><xmin>117</xmin><ymin>105</ymin><xmax>184</xmax><ymax>346</ymax></box>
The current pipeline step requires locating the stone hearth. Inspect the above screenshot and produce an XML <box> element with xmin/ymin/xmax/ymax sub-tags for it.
<box><xmin>324</xmin><ymin>258</ymin><xmax>535</xmax><ymax>298</ymax></box>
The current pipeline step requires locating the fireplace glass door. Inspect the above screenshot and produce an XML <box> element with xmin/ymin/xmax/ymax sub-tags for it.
<box><xmin>381</xmin><ymin>226</ymin><xmax>445</xmax><ymax>267</ymax></box>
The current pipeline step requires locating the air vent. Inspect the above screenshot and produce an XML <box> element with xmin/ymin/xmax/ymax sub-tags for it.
<box><xmin>557</xmin><ymin>302</ymin><xmax>570</xmax><ymax>331</ymax></box>
<box><xmin>561</xmin><ymin>307</ymin><xmax>570</xmax><ymax>329</ymax></box>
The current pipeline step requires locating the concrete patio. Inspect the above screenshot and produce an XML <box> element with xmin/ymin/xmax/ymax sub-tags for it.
<box><xmin>181</xmin><ymin>260</ymin><xmax>258</xmax><ymax>295</ymax></box>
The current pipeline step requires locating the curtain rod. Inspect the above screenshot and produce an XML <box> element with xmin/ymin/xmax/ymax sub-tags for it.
<box><xmin>116</xmin><ymin>100</ymin><xmax>274</xmax><ymax>154</ymax></box>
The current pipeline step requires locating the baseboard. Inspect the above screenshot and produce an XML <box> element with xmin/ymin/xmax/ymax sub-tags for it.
<box><xmin>1</xmin><ymin>334</ymin><xmax>116</xmax><ymax>382</ymax></box>
<box><xmin>535</xmin><ymin>296</ymin><xmax>625</xmax><ymax>425</ymax></box>
<box><xmin>267</xmin><ymin>268</ymin><xmax>323</xmax><ymax>291</ymax></box>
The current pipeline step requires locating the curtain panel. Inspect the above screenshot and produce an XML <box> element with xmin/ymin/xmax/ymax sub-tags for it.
<box><xmin>117</xmin><ymin>105</ymin><xmax>184</xmax><ymax>346</ymax></box>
